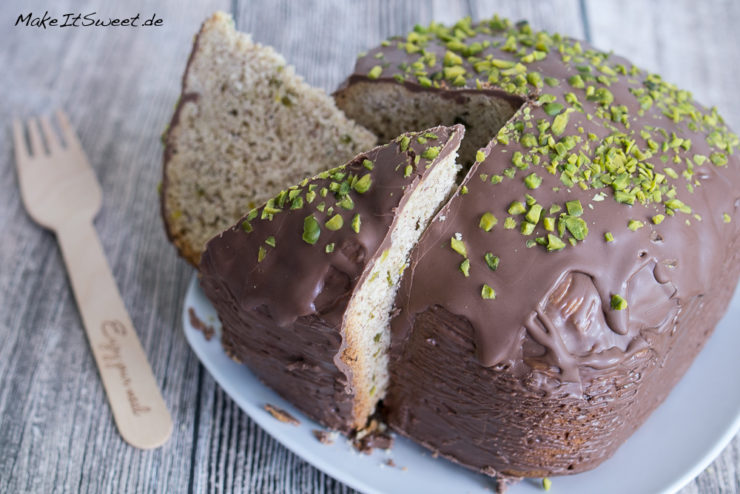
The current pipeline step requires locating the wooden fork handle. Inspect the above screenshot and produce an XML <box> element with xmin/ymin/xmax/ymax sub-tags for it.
<box><xmin>56</xmin><ymin>220</ymin><xmax>173</xmax><ymax>449</ymax></box>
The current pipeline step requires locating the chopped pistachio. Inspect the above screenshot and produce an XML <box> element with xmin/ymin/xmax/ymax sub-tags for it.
<box><xmin>543</xmin><ymin>102</ymin><xmax>564</xmax><ymax>116</ymax></box>
<box><xmin>508</xmin><ymin>201</ymin><xmax>527</xmax><ymax>215</ymax></box>
<box><xmin>325</xmin><ymin>243</ymin><xmax>335</xmax><ymax>253</ymax></box>
<box><xmin>337</xmin><ymin>196</ymin><xmax>355</xmax><ymax>210</ymax></box>
<box><xmin>605</xmin><ymin>231</ymin><xmax>614</xmax><ymax>242</ymax></box>
<box><xmin>265</xmin><ymin>236</ymin><xmax>276</xmax><ymax>247</ymax></box>
<box><xmin>325</xmin><ymin>214</ymin><xmax>344</xmax><ymax>231</ymax></box>
<box><xmin>450</xmin><ymin>237</ymin><xmax>467</xmax><ymax>257</ymax></box>
<box><xmin>547</xmin><ymin>234</ymin><xmax>566</xmax><ymax>251</ymax></box>
<box><xmin>404</xmin><ymin>164</ymin><xmax>413</xmax><ymax>177</ymax></box>
<box><xmin>543</xmin><ymin>217</ymin><xmax>555</xmax><ymax>231</ymax></box>
<box><xmin>504</xmin><ymin>217</ymin><xmax>517</xmax><ymax>229</ymax></box>
<box><xmin>302</xmin><ymin>215</ymin><xmax>320</xmax><ymax>244</ymax></box>
<box><xmin>565</xmin><ymin>199</ymin><xmax>583</xmax><ymax>216</ymax></box>
<box><xmin>399</xmin><ymin>136</ymin><xmax>411</xmax><ymax>152</ymax></box>
<box><xmin>368</xmin><ymin>65</ymin><xmax>383</xmax><ymax>79</ymax></box>
<box><xmin>543</xmin><ymin>478</ymin><xmax>552</xmax><ymax>491</ymax></box>
<box><xmin>551</xmin><ymin>110</ymin><xmax>570</xmax><ymax>136</ymax></box>
<box><xmin>241</xmin><ymin>220</ymin><xmax>253</xmax><ymax>233</ymax></box>
<box><xmin>611</xmin><ymin>294</ymin><xmax>628</xmax><ymax>310</ymax></box>
<box><xmin>353</xmin><ymin>174</ymin><xmax>372</xmax><ymax>193</ymax></box>
<box><xmin>422</xmin><ymin>146</ymin><xmax>441</xmax><ymax>159</ymax></box>
<box><xmin>628</xmin><ymin>219</ymin><xmax>644</xmax><ymax>231</ymax></box>
<box><xmin>460</xmin><ymin>185</ymin><xmax>469</xmax><ymax>195</ymax></box>
<box><xmin>525</xmin><ymin>204</ymin><xmax>543</xmax><ymax>224</ymax></box>
<box><xmin>257</xmin><ymin>246</ymin><xmax>267</xmax><ymax>263</ymax></box>
<box><xmin>479</xmin><ymin>212</ymin><xmax>499</xmax><ymax>231</ymax></box>
<box><xmin>521</xmin><ymin>221</ymin><xmax>536</xmax><ymax>235</ymax></box>
<box><xmin>524</xmin><ymin>173</ymin><xmax>543</xmax><ymax>189</ymax></box>
<box><xmin>459</xmin><ymin>259</ymin><xmax>470</xmax><ymax>277</ymax></box>
<box><xmin>652</xmin><ymin>214</ymin><xmax>665</xmax><ymax>225</ymax></box>
<box><xmin>484</xmin><ymin>253</ymin><xmax>500</xmax><ymax>271</ymax></box>
<box><xmin>351</xmin><ymin>214</ymin><xmax>361</xmax><ymax>233</ymax></box>
<box><xmin>363</xmin><ymin>159</ymin><xmax>374</xmax><ymax>170</ymax></box>
<box><xmin>724</xmin><ymin>213</ymin><xmax>732</xmax><ymax>223</ymax></box>
<box><xmin>481</xmin><ymin>284</ymin><xmax>496</xmax><ymax>300</ymax></box>
<box><xmin>476</xmin><ymin>150</ymin><xmax>486</xmax><ymax>162</ymax></box>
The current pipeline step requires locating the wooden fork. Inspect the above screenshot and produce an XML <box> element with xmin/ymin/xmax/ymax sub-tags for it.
<box><xmin>12</xmin><ymin>110</ymin><xmax>172</xmax><ymax>449</ymax></box>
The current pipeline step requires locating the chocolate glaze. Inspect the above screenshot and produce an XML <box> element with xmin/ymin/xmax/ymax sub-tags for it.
<box><xmin>199</xmin><ymin>125</ymin><xmax>464</xmax><ymax>432</ymax></box>
<box><xmin>339</xmin><ymin>20</ymin><xmax>740</xmax><ymax>476</ymax></box>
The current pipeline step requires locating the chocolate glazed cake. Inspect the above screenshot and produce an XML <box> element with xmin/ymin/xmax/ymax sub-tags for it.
<box><xmin>335</xmin><ymin>17</ymin><xmax>740</xmax><ymax>477</ymax></box>
<box><xmin>199</xmin><ymin>125</ymin><xmax>464</xmax><ymax>432</ymax></box>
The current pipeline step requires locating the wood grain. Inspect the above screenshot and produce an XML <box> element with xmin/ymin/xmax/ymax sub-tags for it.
<box><xmin>0</xmin><ymin>0</ymin><xmax>737</xmax><ymax>492</ymax></box>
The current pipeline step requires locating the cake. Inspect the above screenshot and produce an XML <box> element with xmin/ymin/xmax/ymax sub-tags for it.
<box><xmin>199</xmin><ymin>125</ymin><xmax>464</xmax><ymax>432</ymax></box>
<box><xmin>334</xmin><ymin>16</ymin><xmax>740</xmax><ymax>477</ymax></box>
<box><xmin>170</xmin><ymin>12</ymin><xmax>740</xmax><ymax>483</ymax></box>
<box><xmin>161</xmin><ymin>12</ymin><xmax>375</xmax><ymax>266</ymax></box>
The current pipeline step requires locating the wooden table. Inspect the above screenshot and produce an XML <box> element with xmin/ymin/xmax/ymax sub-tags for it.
<box><xmin>2</xmin><ymin>1</ymin><xmax>738</xmax><ymax>492</ymax></box>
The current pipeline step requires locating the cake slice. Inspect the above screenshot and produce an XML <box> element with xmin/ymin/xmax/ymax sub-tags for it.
<box><xmin>162</xmin><ymin>11</ymin><xmax>376</xmax><ymax>265</ymax></box>
<box><xmin>199</xmin><ymin>125</ymin><xmax>464</xmax><ymax>432</ymax></box>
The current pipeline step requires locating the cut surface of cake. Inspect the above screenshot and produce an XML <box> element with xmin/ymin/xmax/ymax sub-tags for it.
<box><xmin>162</xmin><ymin>11</ymin><xmax>376</xmax><ymax>265</ymax></box>
<box><xmin>199</xmin><ymin>125</ymin><xmax>464</xmax><ymax>432</ymax></box>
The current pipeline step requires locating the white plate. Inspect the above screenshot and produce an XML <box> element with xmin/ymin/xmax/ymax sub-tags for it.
<box><xmin>183</xmin><ymin>274</ymin><xmax>740</xmax><ymax>494</ymax></box>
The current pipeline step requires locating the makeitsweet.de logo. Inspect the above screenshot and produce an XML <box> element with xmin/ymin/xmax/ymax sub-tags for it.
<box><xmin>14</xmin><ymin>11</ymin><xmax>164</xmax><ymax>29</ymax></box>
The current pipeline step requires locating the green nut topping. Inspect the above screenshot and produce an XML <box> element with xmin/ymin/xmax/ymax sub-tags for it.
<box><xmin>546</xmin><ymin>233</ymin><xmax>566</xmax><ymax>251</ymax></box>
<box><xmin>724</xmin><ymin>213</ymin><xmax>732</xmax><ymax>223</ymax></box>
<box><xmin>479</xmin><ymin>212</ymin><xmax>498</xmax><ymax>231</ymax></box>
<box><xmin>628</xmin><ymin>219</ymin><xmax>644</xmax><ymax>231</ymax></box>
<box><xmin>404</xmin><ymin>164</ymin><xmax>413</xmax><ymax>177</ymax></box>
<box><xmin>508</xmin><ymin>201</ymin><xmax>527</xmax><ymax>215</ymax></box>
<box><xmin>476</xmin><ymin>150</ymin><xmax>486</xmax><ymax>162</ymax></box>
<box><xmin>605</xmin><ymin>231</ymin><xmax>615</xmax><ymax>242</ymax></box>
<box><xmin>353</xmin><ymin>173</ymin><xmax>372</xmax><ymax>193</ymax></box>
<box><xmin>504</xmin><ymin>217</ymin><xmax>517</xmax><ymax>229</ymax></box>
<box><xmin>302</xmin><ymin>215</ymin><xmax>320</xmax><ymax>244</ymax></box>
<box><xmin>265</xmin><ymin>236</ymin><xmax>276</xmax><ymax>247</ymax></box>
<box><xmin>351</xmin><ymin>214</ymin><xmax>361</xmax><ymax>233</ymax></box>
<box><xmin>368</xmin><ymin>65</ymin><xmax>383</xmax><ymax>79</ymax></box>
<box><xmin>450</xmin><ymin>236</ymin><xmax>467</xmax><ymax>257</ymax></box>
<box><xmin>422</xmin><ymin>146</ymin><xmax>441</xmax><ymax>159</ymax></box>
<box><xmin>543</xmin><ymin>478</ymin><xmax>552</xmax><ymax>491</ymax></box>
<box><xmin>363</xmin><ymin>159</ymin><xmax>374</xmax><ymax>170</ymax></box>
<box><xmin>484</xmin><ymin>252</ymin><xmax>500</xmax><ymax>271</ymax></box>
<box><xmin>521</xmin><ymin>221</ymin><xmax>535</xmax><ymax>235</ymax></box>
<box><xmin>399</xmin><ymin>135</ymin><xmax>411</xmax><ymax>152</ymax></box>
<box><xmin>543</xmin><ymin>102</ymin><xmax>564</xmax><ymax>116</ymax></box>
<box><xmin>611</xmin><ymin>294</ymin><xmax>628</xmax><ymax>310</ymax></box>
<box><xmin>257</xmin><ymin>246</ymin><xmax>266</xmax><ymax>263</ymax></box>
<box><xmin>481</xmin><ymin>284</ymin><xmax>496</xmax><ymax>300</ymax></box>
<box><xmin>524</xmin><ymin>173</ymin><xmax>543</xmax><ymax>189</ymax></box>
<box><xmin>459</xmin><ymin>259</ymin><xmax>470</xmax><ymax>277</ymax></box>
<box><xmin>652</xmin><ymin>214</ymin><xmax>665</xmax><ymax>225</ymax></box>
<box><xmin>325</xmin><ymin>243</ymin><xmax>335</xmax><ymax>253</ymax></box>
<box><xmin>525</xmin><ymin>204</ymin><xmax>543</xmax><ymax>224</ymax></box>
<box><xmin>565</xmin><ymin>200</ymin><xmax>583</xmax><ymax>217</ymax></box>
<box><xmin>325</xmin><ymin>214</ymin><xmax>344</xmax><ymax>231</ymax></box>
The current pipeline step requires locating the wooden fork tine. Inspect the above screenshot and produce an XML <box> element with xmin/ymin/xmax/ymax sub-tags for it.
<box><xmin>12</xmin><ymin>119</ymin><xmax>29</xmax><ymax>163</ymax></box>
<box><xmin>26</xmin><ymin>118</ymin><xmax>45</xmax><ymax>157</ymax></box>
<box><xmin>40</xmin><ymin>115</ymin><xmax>62</xmax><ymax>152</ymax></box>
<box><xmin>56</xmin><ymin>110</ymin><xmax>82</xmax><ymax>151</ymax></box>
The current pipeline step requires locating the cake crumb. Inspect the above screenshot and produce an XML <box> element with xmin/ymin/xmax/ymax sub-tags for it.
<box><xmin>264</xmin><ymin>404</ymin><xmax>300</xmax><ymax>425</ymax></box>
<box><xmin>385</xmin><ymin>459</ymin><xmax>396</xmax><ymax>467</ymax></box>
<box><xmin>312</xmin><ymin>429</ymin><xmax>335</xmax><ymax>445</ymax></box>
<box><xmin>188</xmin><ymin>307</ymin><xmax>215</xmax><ymax>340</ymax></box>
<box><xmin>352</xmin><ymin>418</ymin><xmax>394</xmax><ymax>454</ymax></box>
